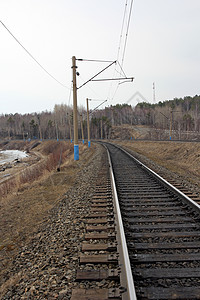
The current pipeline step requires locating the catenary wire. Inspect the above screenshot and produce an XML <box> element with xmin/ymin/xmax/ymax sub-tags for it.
<box><xmin>121</xmin><ymin>0</ymin><xmax>134</xmax><ymax>68</ymax></box>
<box><xmin>108</xmin><ymin>0</ymin><xmax>134</xmax><ymax>104</ymax></box>
<box><xmin>0</xmin><ymin>20</ymin><xmax>70</xmax><ymax>89</ymax></box>
<box><xmin>117</xmin><ymin>61</ymin><xmax>127</xmax><ymax>78</ymax></box>
<box><xmin>106</xmin><ymin>0</ymin><xmax>128</xmax><ymax>103</ymax></box>
<box><xmin>116</xmin><ymin>0</ymin><xmax>128</xmax><ymax>62</ymax></box>
<box><xmin>107</xmin><ymin>60</ymin><xmax>128</xmax><ymax>103</ymax></box>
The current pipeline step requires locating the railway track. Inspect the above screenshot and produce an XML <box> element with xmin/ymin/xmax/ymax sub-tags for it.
<box><xmin>71</xmin><ymin>143</ymin><xmax>200</xmax><ymax>300</ymax></box>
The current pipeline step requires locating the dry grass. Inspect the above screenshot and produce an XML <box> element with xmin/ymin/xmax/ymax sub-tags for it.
<box><xmin>0</xmin><ymin>140</ymin><xmax>95</xmax><ymax>292</ymax></box>
<box><xmin>117</xmin><ymin>140</ymin><xmax>200</xmax><ymax>187</ymax></box>
<box><xmin>0</xmin><ymin>141</ymin><xmax>73</xmax><ymax>198</ymax></box>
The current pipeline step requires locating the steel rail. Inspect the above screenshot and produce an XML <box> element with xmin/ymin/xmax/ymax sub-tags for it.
<box><xmin>115</xmin><ymin>143</ymin><xmax>200</xmax><ymax>213</ymax></box>
<box><xmin>105</xmin><ymin>145</ymin><xmax>137</xmax><ymax>300</ymax></box>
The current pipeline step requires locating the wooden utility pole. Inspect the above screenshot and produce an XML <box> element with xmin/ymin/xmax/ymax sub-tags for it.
<box><xmin>72</xmin><ymin>56</ymin><xmax>79</xmax><ymax>160</ymax></box>
<box><xmin>80</xmin><ymin>114</ymin><xmax>84</xmax><ymax>144</ymax></box>
<box><xmin>86</xmin><ymin>98</ymin><xmax>91</xmax><ymax>147</ymax></box>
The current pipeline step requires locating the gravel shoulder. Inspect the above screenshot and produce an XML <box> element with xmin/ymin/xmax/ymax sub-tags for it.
<box><xmin>0</xmin><ymin>142</ymin><xmax>105</xmax><ymax>299</ymax></box>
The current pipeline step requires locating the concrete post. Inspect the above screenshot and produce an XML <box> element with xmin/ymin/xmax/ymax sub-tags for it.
<box><xmin>72</xmin><ymin>56</ymin><xmax>79</xmax><ymax>160</ymax></box>
<box><xmin>80</xmin><ymin>114</ymin><xmax>84</xmax><ymax>144</ymax></box>
<box><xmin>86</xmin><ymin>98</ymin><xmax>91</xmax><ymax>147</ymax></box>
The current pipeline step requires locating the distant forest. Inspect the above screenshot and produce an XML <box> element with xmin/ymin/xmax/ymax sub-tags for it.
<box><xmin>0</xmin><ymin>95</ymin><xmax>200</xmax><ymax>140</ymax></box>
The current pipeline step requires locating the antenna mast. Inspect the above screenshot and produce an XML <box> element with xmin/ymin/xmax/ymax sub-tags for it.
<box><xmin>153</xmin><ymin>82</ymin><xmax>156</xmax><ymax>103</ymax></box>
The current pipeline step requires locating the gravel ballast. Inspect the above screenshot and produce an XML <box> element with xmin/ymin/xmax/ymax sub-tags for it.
<box><xmin>1</xmin><ymin>140</ymin><xmax>199</xmax><ymax>299</ymax></box>
<box><xmin>1</xmin><ymin>144</ymin><xmax>105</xmax><ymax>299</ymax></box>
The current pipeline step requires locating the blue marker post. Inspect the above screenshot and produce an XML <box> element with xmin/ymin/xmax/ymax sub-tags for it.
<box><xmin>74</xmin><ymin>144</ymin><xmax>79</xmax><ymax>160</ymax></box>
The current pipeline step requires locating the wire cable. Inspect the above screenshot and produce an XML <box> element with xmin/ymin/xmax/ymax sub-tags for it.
<box><xmin>0</xmin><ymin>20</ymin><xmax>70</xmax><ymax>89</ymax></box>
<box><xmin>108</xmin><ymin>0</ymin><xmax>134</xmax><ymax>104</ymax></box>
<box><xmin>116</xmin><ymin>0</ymin><xmax>128</xmax><ymax>62</ymax></box>
<box><xmin>79</xmin><ymin>74</ymin><xmax>100</xmax><ymax>98</ymax></box>
<box><xmin>67</xmin><ymin>82</ymin><xmax>73</xmax><ymax>106</ymax></box>
<box><xmin>106</xmin><ymin>0</ymin><xmax>128</xmax><ymax>103</ymax></box>
<box><xmin>108</xmin><ymin>61</ymin><xmax>127</xmax><ymax>103</ymax></box>
<box><xmin>121</xmin><ymin>0</ymin><xmax>134</xmax><ymax>68</ymax></box>
<box><xmin>117</xmin><ymin>61</ymin><xmax>127</xmax><ymax>78</ymax></box>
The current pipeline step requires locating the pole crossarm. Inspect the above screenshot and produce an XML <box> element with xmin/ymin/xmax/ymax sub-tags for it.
<box><xmin>77</xmin><ymin>58</ymin><xmax>114</xmax><ymax>63</ymax></box>
<box><xmin>77</xmin><ymin>61</ymin><xmax>117</xmax><ymax>89</ymax></box>
<box><xmin>91</xmin><ymin>77</ymin><xmax>134</xmax><ymax>82</ymax></box>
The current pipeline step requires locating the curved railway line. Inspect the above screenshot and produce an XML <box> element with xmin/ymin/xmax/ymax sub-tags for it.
<box><xmin>71</xmin><ymin>142</ymin><xmax>200</xmax><ymax>300</ymax></box>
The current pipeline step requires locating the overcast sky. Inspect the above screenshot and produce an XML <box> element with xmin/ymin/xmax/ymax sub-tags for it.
<box><xmin>1</xmin><ymin>0</ymin><xmax>200</xmax><ymax>114</ymax></box>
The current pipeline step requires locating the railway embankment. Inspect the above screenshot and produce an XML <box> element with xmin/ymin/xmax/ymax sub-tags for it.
<box><xmin>0</xmin><ymin>141</ymin><xmax>102</xmax><ymax>299</ymax></box>
<box><xmin>0</xmin><ymin>140</ymin><xmax>199</xmax><ymax>299</ymax></box>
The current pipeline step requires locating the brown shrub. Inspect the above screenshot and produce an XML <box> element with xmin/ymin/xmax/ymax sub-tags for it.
<box><xmin>0</xmin><ymin>141</ymin><xmax>73</xmax><ymax>199</ymax></box>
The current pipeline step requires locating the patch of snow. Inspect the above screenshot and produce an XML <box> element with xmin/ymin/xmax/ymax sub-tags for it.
<box><xmin>0</xmin><ymin>150</ymin><xmax>28</xmax><ymax>165</ymax></box>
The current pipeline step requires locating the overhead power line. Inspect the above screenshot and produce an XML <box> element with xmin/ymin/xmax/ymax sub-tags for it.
<box><xmin>106</xmin><ymin>1</ymin><xmax>128</xmax><ymax>102</ymax></box>
<box><xmin>107</xmin><ymin>0</ymin><xmax>135</xmax><ymax>104</ymax></box>
<box><xmin>0</xmin><ymin>20</ymin><xmax>69</xmax><ymax>89</ymax></box>
<box><xmin>116</xmin><ymin>0</ymin><xmax>128</xmax><ymax>62</ymax></box>
<box><xmin>121</xmin><ymin>0</ymin><xmax>134</xmax><ymax>67</ymax></box>
<box><xmin>117</xmin><ymin>61</ymin><xmax>127</xmax><ymax>77</ymax></box>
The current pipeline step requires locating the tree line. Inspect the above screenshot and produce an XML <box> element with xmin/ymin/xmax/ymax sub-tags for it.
<box><xmin>0</xmin><ymin>95</ymin><xmax>199</xmax><ymax>141</ymax></box>
<box><xmin>134</xmin><ymin>95</ymin><xmax>200</xmax><ymax>132</ymax></box>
